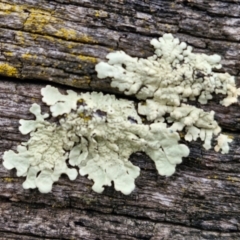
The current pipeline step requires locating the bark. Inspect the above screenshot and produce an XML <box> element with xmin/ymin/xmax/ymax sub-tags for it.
<box><xmin>1</xmin><ymin>0</ymin><xmax>240</xmax><ymax>239</ymax></box>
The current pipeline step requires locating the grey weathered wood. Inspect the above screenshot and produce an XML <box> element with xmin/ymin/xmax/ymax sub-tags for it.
<box><xmin>1</xmin><ymin>0</ymin><xmax>240</xmax><ymax>239</ymax></box>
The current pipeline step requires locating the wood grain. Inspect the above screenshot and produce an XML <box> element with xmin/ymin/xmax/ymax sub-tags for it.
<box><xmin>1</xmin><ymin>0</ymin><xmax>240</xmax><ymax>239</ymax></box>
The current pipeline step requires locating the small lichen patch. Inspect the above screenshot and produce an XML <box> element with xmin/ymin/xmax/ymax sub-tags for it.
<box><xmin>0</xmin><ymin>63</ymin><xmax>18</xmax><ymax>77</ymax></box>
<box><xmin>0</xmin><ymin>3</ymin><xmax>22</xmax><ymax>15</ymax></box>
<box><xmin>22</xmin><ymin>53</ymin><xmax>37</xmax><ymax>60</ymax></box>
<box><xmin>78</xmin><ymin>55</ymin><xmax>97</xmax><ymax>63</ymax></box>
<box><xmin>78</xmin><ymin>34</ymin><xmax>97</xmax><ymax>44</ymax></box>
<box><xmin>54</xmin><ymin>28</ymin><xmax>97</xmax><ymax>44</ymax></box>
<box><xmin>72</xmin><ymin>76</ymin><xmax>91</xmax><ymax>87</ymax></box>
<box><xmin>94</xmin><ymin>10</ymin><xmax>108</xmax><ymax>18</ymax></box>
<box><xmin>24</xmin><ymin>8</ymin><xmax>58</xmax><ymax>33</ymax></box>
<box><xmin>54</xmin><ymin>28</ymin><xmax>77</xmax><ymax>40</ymax></box>
<box><xmin>226</xmin><ymin>176</ymin><xmax>239</xmax><ymax>182</ymax></box>
<box><xmin>16</xmin><ymin>31</ymin><xmax>25</xmax><ymax>45</ymax></box>
<box><xmin>3</xmin><ymin>52</ymin><xmax>14</xmax><ymax>57</ymax></box>
<box><xmin>3</xmin><ymin>177</ymin><xmax>15</xmax><ymax>183</ymax></box>
<box><xmin>85</xmin><ymin>76</ymin><xmax>91</xmax><ymax>84</ymax></box>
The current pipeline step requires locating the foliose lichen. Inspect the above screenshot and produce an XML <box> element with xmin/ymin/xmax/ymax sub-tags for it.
<box><xmin>3</xmin><ymin>34</ymin><xmax>239</xmax><ymax>194</ymax></box>
<box><xmin>95</xmin><ymin>33</ymin><xmax>239</xmax><ymax>153</ymax></box>
<box><xmin>3</xmin><ymin>85</ymin><xmax>190</xmax><ymax>194</ymax></box>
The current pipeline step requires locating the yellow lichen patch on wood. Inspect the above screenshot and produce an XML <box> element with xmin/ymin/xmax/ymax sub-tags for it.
<box><xmin>16</xmin><ymin>31</ymin><xmax>25</xmax><ymax>45</ymax></box>
<box><xmin>95</xmin><ymin>10</ymin><xmax>100</xmax><ymax>17</ymax></box>
<box><xmin>72</xmin><ymin>76</ymin><xmax>91</xmax><ymax>86</ymax></box>
<box><xmin>15</xmin><ymin>31</ymin><xmax>40</xmax><ymax>46</ymax></box>
<box><xmin>40</xmin><ymin>35</ymin><xmax>83</xmax><ymax>51</ymax></box>
<box><xmin>54</xmin><ymin>28</ymin><xmax>77</xmax><ymax>40</ymax></box>
<box><xmin>207</xmin><ymin>175</ymin><xmax>220</xmax><ymax>180</ymax></box>
<box><xmin>3</xmin><ymin>52</ymin><xmax>14</xmax><ymax>57</ymax></box>
<box><xmin>94</xmin><ymin>10</ymin><xmax>108</xmax><ymax>18</ymax></box>
<box><xmin>226</xmin><ymin>176</ymin><xmax>240</xmax><ymax>182</ymax></box>
<box><xmin>0</xmin><ymin>3</ymin><xmax>58</xmax><ymax>35</ymax></box>
<box><xmin>0</xmin><ymin>63</ymin><xmax>18</xmax><ymax>77</ymax></box>
<box><xmin>41</xmin><ymin>35</ymin><xmax>57</xmax><ymax>43</ymax></box>
<box><xmin>24</xmin><ymin>8</ymin><xmax>57</xmax><ymax>33</ymax></box>
<box><xmin>67</xmin><ymin>43</ymin><xmax>74</xmax><ymax>49</ymax></box>
<box><xmin>78</xmin><ymin>55</ymin><xmax>97</xmax><ymax>63</ymax></box>
<box><xmin>0</xmin><ymin>2</ymin><xmax>22</xmax><ymax>15</ymax></box>
<box><xmin>24</xmin><ymin>9</ymin><xmax>51</xmax><ymax>31</ymax></box>
<box><xmin>22</xmin><ymin>53</ymin><xmax>31</xmax><ymax>59</ymax></box>
<box><xmin>84</xmin><ymin>75</ymin><xmax>91</xmax><ymax>84</ymax></box>
<box><xmin>79</xmin><ymin>34</ymin><xmax>97</xmax><ymax>44</ymax></box>
<box><xmin>3</xmin><ymin>177</ymin><xmax>15</xmax><ymax>183</ymax></box>
<box><xmin>22</xmin><ymin>53</ymin><xmax>37</xmax><ymax>60</ymax></box>
<box><xmin>54</xmin><ymin>28</ymin><xmax>97</xmax><ymax>44</ymax></box>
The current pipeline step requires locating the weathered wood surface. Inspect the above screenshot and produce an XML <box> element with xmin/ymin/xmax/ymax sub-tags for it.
<box><xmin>0</xmin><ymin>0</ymin><xmax>240</xmax><ymax>91</ymax></box>
<box><xmin>0</xmin><ymin>0</ymin><xmax>240</xmax><ymax>239</ymax></box>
